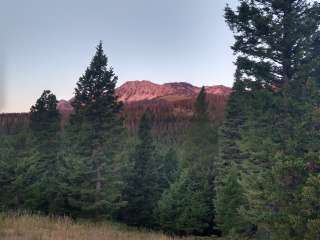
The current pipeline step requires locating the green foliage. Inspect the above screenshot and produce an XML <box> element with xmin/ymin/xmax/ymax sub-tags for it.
<box><xmin>241</xmin><ymin>156</ymin><xmax>306</xmax><ymax>240</ymax></box>
<box><xmin>0</xmin><ymin>91</ymin><xmax>62</xmax><ymax>213</ymax></box>
<box><xmin>63</xmin><ymin>42</ymin><xmax>126</xmax><ymax>218</ymax></box>
<box><xmin>194</xmin><ymin>87</ymin><xmax>209</xmax><ymax>122</ymax></box>
<box><xmin>215</xmin><ymin>79</ymin><xmax>250</xmax><ymax>239</ymax></box>
<box><xmin>22</xmin><ymin>90</ymin><xmax>62</xmax><ymax>213</ymax></box>
<box><xmin>3</xmin><ymin>131</ymin><xmax>32</xmax><ymax>210</ymax></box>
<box><xmin>120</xmin><ymin>111</ymin><xmax>164</xmax><ymax>227</ymax></box>
<box><xmin>158</xmin><ymin>168</ymin><xmax>213</xmax><ymax>235</ymax></box>
<box><xmin>215</xmin><ymin>165</ymin><xmax>247</xmax><ymax>236</ymax></box>
<box><xmin>218</xmin><ymin>79</ymin><xmax>248</xmax><ymax>181</ymax></box>
<box><xmin>302</xmin><ymin>173</ymin><xmax>320</xmax><ymax>240</ymax></box>
<box><xmin>158</xmin><ymin>88</ymin><xmax>219</xmax><ymax>235</ymax></box>
<box><xmin>0</xmin><ymin>135</ymin><xmax>16</xmax><ymax>210</ymax></box>
<box><xmin>73</xmin><ymin>41</ymin><xmax>121</xmax><ymax>117</ymax></box>
<box><xmin>219</xmin><ymin>1</ymin><xmax>320</xmax><ymax>239</ymax></box>
<box><xmin>160</xmin><ymin>148</ymin><xmax>178</xmax><ymax>189</ymax></box>
<box><xmin>235</xmin><ymin>84</ymin><xmax>320</xmax><ymax>239</ymax></box>
<box><xmin>2</xmin><ymin>7</ymin><xmax>320</xmax><ymax>238</ymax></box>
<box><xmin>29</xmin><ymin>90</ymin><xmax>60</xmax><ymax>133</ymax></box>
<box><xmin>225</xmin><ymin>0</ymin><xmax>320</xmax><ymax>90</ymax></box>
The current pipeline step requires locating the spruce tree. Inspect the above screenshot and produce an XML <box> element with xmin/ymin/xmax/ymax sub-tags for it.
<box><xmin>159</xmin><ymin>147</ymin><xmax>178</xmax><ymax>190</ymax></box>
<box><xmin>120</xmin><ymin>110</ymin><xmax>162</xmax><ymax>227</ymax></box>
<box><xmin>0</xmin><ymin>135</ymin><xmax>16</xmax><ymax>210</ymax></box>
<box><xmin>218</xmin><ymin>77</ymin><xmax>248</xmax><ymax>180</ymax></box>
<box><xmin>215</xmin><ymin>164</ymin><xmax>248</xmax><ymax>236</ymax></box>
<box><xmin>2</xmin><ymin>131</ymin><xmax>32</xmax><ymax>210</ymax></box>
<box><xmin>223</xmin><ymin>1</ymin><xmax>320</xmax><ymax>238</ymax></box>
<box><xmin>221</xmin><ymin>0</ymin><xmax>320</xmax><ymax>174</ymax></box>
<box><xmin>158</xmin><ymin>87</ymin><xmax>219</xmax><ymax>235</ymax></box>
<box><xmin>158</xmin><ymin>168</ymin><xmax>213</xmax><ymax>235</ymax></box>
<box><xmin>225</xmin><ymin>0</ymin><xmax>320</xmax><ymax>90</ymax></box>
<box><xmin>63</xmin><ymin>42</ymin><xmax>125</xmax><ymax>218</ymax></box>
<box><xmin>181</xmin><ymin>87</ymin><xmax>219</xmax><ymax>235</ymax></box>
<box><xmin>23</xmin><ymin>90</ymin><xmax>62</xmax><ymax>213</ymax></box>
<box><xmin>302</xmin><ymin>167</ymin><xmax>320</xmax><ymax>240</ymax></box>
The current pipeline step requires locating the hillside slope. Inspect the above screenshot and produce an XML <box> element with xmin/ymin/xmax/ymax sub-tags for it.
<box><xmin>0</xmin><ymin>81</ymin><xmax>231</xmax><ymax>138</ymax></box>
<box><xmin>112</xmin><ymin>81</ymin><xmax>231</xmax><ymax>139</ymax></box>
<box><xmin>116</xmin><ymin>80</ymin><xmax>231</xmax><ymax>103</ymax></box>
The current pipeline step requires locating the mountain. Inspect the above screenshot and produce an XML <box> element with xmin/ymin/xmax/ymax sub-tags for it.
<box><xmin>0</xmin><ymin>81</ymin><xmax>232</xmax><ymax>141</ymax></box>
<box><xmin>56</xmin><ymin>80</ymin><xmax>231</xmax><ymax>114</ymax></box>
<box><xmin>57</xmin><ymin>99</ymin><xmax>74</xmax><ymax>113</ymax></box>
<box><xmin>115</xmin><ymin>80</ymin><xmax>231</xmax><ymax>103</ymax></box>
<box><xmin>114</xmin><ymin>80</ymin><xmax>232</xmax><ymax>141</ymax></box>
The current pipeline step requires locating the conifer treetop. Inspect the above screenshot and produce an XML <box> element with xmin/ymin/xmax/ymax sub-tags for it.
<box><xmin>73</xmin><ymin>41</ymin><xmax>121</xmax><ymax>114</ymax></box>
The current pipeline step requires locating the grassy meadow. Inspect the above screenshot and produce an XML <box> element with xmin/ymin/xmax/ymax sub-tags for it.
<box><xmin>0</xmin><ymin>213</ymin><xmax>216</xmax><ymax>240</ymax></box>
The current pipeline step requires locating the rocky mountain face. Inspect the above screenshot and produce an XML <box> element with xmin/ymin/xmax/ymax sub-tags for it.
<box><xmin>116</xmin><ymin>80</ymin><xmax>231</xmax><ymax>103</ymax></box>
<box><xmin>114</xmin><ymin>81</ymin><xmax>231</xmax><ymax>140</ymax></box>
<box><xmin>0</xmin><ymin>80</ymin><xmax>232</xmax><ymax>140</ymax></box>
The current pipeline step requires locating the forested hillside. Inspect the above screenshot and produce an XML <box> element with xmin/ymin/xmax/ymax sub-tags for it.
<box><xmin>1</xmin><ymin>0</ymin><xmax>320</xmax><ymax>239</ymax></box>
<box><xmin>0</xmin><ymin>82</ymin><xmax>230</xmax><ymax>141</ymax></box>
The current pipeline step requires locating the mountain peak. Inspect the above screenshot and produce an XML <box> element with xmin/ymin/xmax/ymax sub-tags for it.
<box><xmin>57</xmin><ymin>80</ymin><xmax>232</xmax><ymax>113</ymax></box>
<box><xmin>116</xmin><ymin>80</ymin><xmax>231</xmax><ymax>103</ymax></box>
<box><xmin>116</xmin><ymin>80</ymin><xmax>168</xmax><ymax>102</ymax></box>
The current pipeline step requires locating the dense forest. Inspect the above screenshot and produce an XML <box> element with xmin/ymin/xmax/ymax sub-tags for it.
<box><xmin>1</xmin><ymin>0</ymin><xmax>320</xmax><ymax>239</ymax></box>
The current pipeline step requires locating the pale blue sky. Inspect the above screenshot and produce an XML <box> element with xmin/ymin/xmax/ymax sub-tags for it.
<box><xmin>0</xmin><ymin>0</ymin><xmax>238</xmax><ymax>112</ymax></box>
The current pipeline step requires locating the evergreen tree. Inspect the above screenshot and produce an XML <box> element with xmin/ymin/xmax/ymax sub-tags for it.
<box><xmin>120</xmin><ymin>110</ymin><xmax>162</xmax><ymax>227</ymax></box>
<box><xmin>225</xmin><ymin>0</ymin><xmax>320</xmax><ymax>90</ymax></box>
<box><xmin>215</xmin><ymin>73</ymin><xmax>250</xmax><ymax>238</ymax></box>
<box><xmin>221</xmin><ymin>0</ymin><xmax>320</xmax><ymax>177</ymax></box>
<box><xmin>23</xmin><ymin>90</ymin><xmax>62</xmax><ymax>213</ymax></box>
<box><xmin>158</xmin><ymin>87</ymin><xmax>219</xmax><ymax>235</ymax></box>
<box><xmin>241</xmin><ymin>155</ymin><xmax>307</xmax><ymax>239</ymax></box>
<box><xmin>302</xmin><ymin>167</ymin><xmax>320</xmax><ymax>240</ymax></box>
<box><xmin>158</xmin><ymin>168</ymin><xmax>213</xmax><ymax>235</ymax></box>
<box><xmin>235</xmin><ymin>87</ymin><xmax>320</xmax><ymax>239</ymax></box>
<box><xmin>0</xmin><ymin>135</ymin><xmax>16</xmax><ymax>210</ymax></box>
<box><xmin>223</xmin><ymin>1</ymin><xmax>320</xmax><ymax>238</ymax></box>
<box><xmin>159</xmin><ymin>147</ymin><xmax>178</xmax><ymax>190</ymax></box>
<box><xmin>63</xmin><ymin>42</ymin><xmax>125</xmax><ymax>218</ymax></box>
<box><xmin>215</xmin><ymin>165</ymin><xmax>248</xmax><ymax>236</ymax></box>
<box><xmin>218</xmin><ymin>77</ymin><xmax>248</xmax><ymax>181</ymax></box>
<box><xmin>0</xmin><ymin>131</ymin><xmax>33</xmax><ymax>211</ymax></box>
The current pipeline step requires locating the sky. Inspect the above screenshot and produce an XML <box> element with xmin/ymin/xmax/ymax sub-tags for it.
<box><xmin>0</xmin><ymin>0</ymin><xmax>238</xmax><ymax>113</ymax></box>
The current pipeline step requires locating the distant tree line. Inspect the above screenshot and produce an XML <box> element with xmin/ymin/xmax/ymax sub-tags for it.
<box><xmin>0</xmin><ymin>113</ymin><xmax>29</xmax><ymax>135</ymax></box>
<box><xmin>1</xmin><ymin>0</ymin><xmax>320</xmax><ymax>239</ymax></box>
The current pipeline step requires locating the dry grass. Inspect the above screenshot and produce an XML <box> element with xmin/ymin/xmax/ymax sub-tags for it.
<box><xmin>0</xmin><ymin>213</ymin><xmax>207</xmax><ymax>240</ymax></box>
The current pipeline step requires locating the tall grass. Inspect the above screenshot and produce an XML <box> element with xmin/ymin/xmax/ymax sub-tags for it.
<box><xmin>0</xmin><ymin>213</ymin><xmax>213</xmax><ymax>240</ymax></box>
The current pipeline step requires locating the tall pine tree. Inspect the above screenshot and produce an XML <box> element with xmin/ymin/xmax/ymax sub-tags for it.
<box><xmin>63</xmin><ymin>42</ymin><xmax>125</xmax><ymax>218</ymax></box>
<box><xmin>225</xmin><ymin>0</ymin><xmax>320</xmax><ymax>90</ymax></box>
<box><xmin>221</xmin><ymin>0</ymin><xmax>320</xmax><ymax>238</ymax></box>
<box><xmin>23</xmin><ymin>90</ymin><xmax>62</xmax><ymax>213</ymax></box>
<box><xmin>120</xmin><ymin>110</ymin><xmax>163</xmax><ymax>227</ymax></box>
<box><xmin>158</xmin><ymin>87</ymin><xmax>219</xmax><ymax>235</ymax></box>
